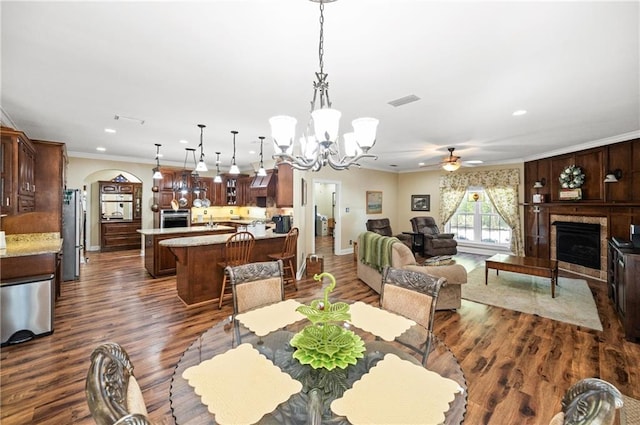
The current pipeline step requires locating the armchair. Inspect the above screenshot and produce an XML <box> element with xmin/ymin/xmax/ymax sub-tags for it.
<box><xmin>365</xmin><ymin>218</ymin><xmax>411</xmax><ymax>248</ymax></box>
<box><xmin>410</xmin><ymin>216</ymin><xmax>458</xmax><ymax>257</ymax></box>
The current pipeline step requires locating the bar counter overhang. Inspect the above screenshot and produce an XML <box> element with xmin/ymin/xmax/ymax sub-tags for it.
<box><xmin>160</xmin><ymin>231</ymin><xmax>292</xmax><ymax>306</ymax></box>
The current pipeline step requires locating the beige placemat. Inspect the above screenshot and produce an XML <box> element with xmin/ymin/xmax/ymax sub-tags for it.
<box><xmin>235</xmin><ymin>299</ymin><xmax>306</xmax><ymax>337</ymax></box>
<box><xmin>330</xmin><ymin>353</ymin><xmax>463</xmax><ymax>424</ymax></box>
<box><xmin>182</xmin><ymin>343</ymin><xmax>302</xmax><ymax>425</ymax></box>
<box><xmin>348</xmin><ymin>301</ymin><xmax>416</xmax><ymax>341</ymax></box>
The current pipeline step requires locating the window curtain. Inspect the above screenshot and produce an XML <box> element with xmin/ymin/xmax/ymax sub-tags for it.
<box><xmin>439</xmin><ymin>169</ymin><xmax>524</xmax><ymax>256</ymax></box>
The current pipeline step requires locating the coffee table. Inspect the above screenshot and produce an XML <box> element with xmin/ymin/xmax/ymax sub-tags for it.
<box><xmin>485</xmin><ymin>254</ymin><xmax>559</xmax><ymax>297</ymax></box>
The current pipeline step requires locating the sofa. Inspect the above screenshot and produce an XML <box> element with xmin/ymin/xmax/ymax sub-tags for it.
<box><xmin>356</xmin><ymin>231</ymin><xmax>467</xmax><ymax>310</ymax></box>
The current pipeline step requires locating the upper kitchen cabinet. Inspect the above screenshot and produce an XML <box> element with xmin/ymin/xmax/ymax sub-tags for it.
<box><xmin>275</xmin><ymin>163</ymin><xmax>293</xmax><ymax>207</ymax></box>
<box><xmin>1</xmin><ymin>126</ymin><xmax>36</xmax><ymax>215</ymax></box>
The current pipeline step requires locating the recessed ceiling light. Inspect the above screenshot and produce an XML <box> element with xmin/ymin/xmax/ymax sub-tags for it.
<box><xmin>104</xmin><ymin>128</ymin><xmax>116</xmax><ymax>133</ymax></box>
<box><xmin>96</xmin><ymin>147</ymin><xmax>106</xmax><ymax>152</ymax></box>
<box><xmin>179</xmin><ymin>139</ymin><xmax>189</xmax><ymax>144</ymax></box>
<box><xmin>466</xmin><ymin>160</ymin><xmax>483</xmax><ymax>164</ymax></box>
<box><xmin>249</xmin><ymin>150</ymin><xmax>256</xmax><ymax>155</ymax></box>
<box><xmin>418</xmin><ymin>162</ymin><xmax>425</xmax><ymax>166</ymax></box>
<box><xmin>512</xmin><ymin>110</ymin><xmax>527</xmax><ymax>116</ymax></box>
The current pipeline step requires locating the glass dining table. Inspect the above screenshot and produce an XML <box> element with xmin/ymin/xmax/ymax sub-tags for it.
<box><xmin>170</xmin><ymin>298</ymin><xmax>467</xmax><ymax>425</ymax></box>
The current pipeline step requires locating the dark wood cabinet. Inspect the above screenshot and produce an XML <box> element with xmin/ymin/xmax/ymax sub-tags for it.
<box><xmin>1</xmin><ymin>127</ymin><xmax>36</xmax><ymax>214</ymax></box>
<box><xmin>608</xmin><ymin>241</ymin><xmax>640</xmax><ymax>342</ymax></box>
<box><xmin>99</xmin><ymin>180</ymin><xmax>142</xmax><ymax>252</ymax></box>
<box><xmin>276</xmin><ymin>163</ymin><xmax>293</xmax><ymax>207</ymax></box>
<box><xmin>524</xmin><ymin>138</ymin><xmax>640</xmax><ymax>263</ymax></box>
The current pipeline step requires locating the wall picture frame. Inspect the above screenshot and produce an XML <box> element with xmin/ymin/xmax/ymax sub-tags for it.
<box><xmin>366</xmin><ymin>191</ymin><xmax>383</xmax><ymax>214</ymax></box>
<box><xmin>411</xmin><ymin>194</ymin><xmax>430</xmax><ymax>211</ymax></box>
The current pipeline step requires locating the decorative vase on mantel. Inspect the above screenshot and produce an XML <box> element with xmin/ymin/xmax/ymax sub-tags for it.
<box><xmin>289</xmin><ymin>273</ymin><xmax>366</xmax><ymax>371</ymax></box>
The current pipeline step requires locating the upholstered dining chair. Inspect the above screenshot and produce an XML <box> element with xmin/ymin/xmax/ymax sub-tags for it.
<box><xmin>226</xmin><ymin>260</ymin><xmax>285</xmax><ymax>315</ymax></box>
<box><xmin>380</xmin><ymin>266</ymin><xmax>446</xmax><ymax>366</ymax></box>
<box><xmin>85</xmin><ymin>342</ymin><xmax>152</xmax><ymax>425</ymax></box>
<box><xmin>218</xmin><ymin>231</ymin><xmax>255</xmax><ymax>309</ymax></box>
<box><xmin>548</xmin><ymin>378</ymin><xmax>624</xmax><ymax>425</ymax></box>
<box><xmin>267</xmin><ymin>227</ymin><xmax>299</xmax><ymax>290</ymax></box>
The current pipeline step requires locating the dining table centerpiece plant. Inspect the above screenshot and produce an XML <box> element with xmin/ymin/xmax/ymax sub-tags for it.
<box><xmin>289</xmin><ymin>272</ymin><xmax>366</xmax><ymax>370</ymax></box>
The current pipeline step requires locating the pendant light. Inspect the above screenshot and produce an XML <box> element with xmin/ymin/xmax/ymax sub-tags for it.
<box><xmin>257</xmin><ymin>136</ymin><xmax>267</xmax><ymax>177</ymax></box>
<box><xmin>229</xmin><ymin>130</ymin><xmax>240</xmax><ymax>174</ymax></box>
<box><xmin>152</xmin><ymin>143</ymin><xmax>163</xmax><ymax>179</ymax></box>
<box><xmin>214</xmin><ymin>152</ymin><xmax>223</xmax><ymax>183</ymax></box>
<box><xmin>195</xmin><ymin>124</ymin><xmax>208</xmax><ymax>172</ymax></box>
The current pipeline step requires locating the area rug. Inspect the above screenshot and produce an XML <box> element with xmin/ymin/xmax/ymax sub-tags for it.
<box><xmin>623</xmin><ymin>395</ymin><xmax>640</xmax><ymax>424</ymax></box>
<box><xmin>462</xmin><ymin>267</ymin><xmax>603</xmax><ymax>331</ymax></box>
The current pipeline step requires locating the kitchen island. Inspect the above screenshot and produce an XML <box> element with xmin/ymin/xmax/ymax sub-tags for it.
<box><xmin>138</xmin><ymin>225</ymin><xmax>235</xmax><ymax>278</ymax></box>
<box><xmin>160</xmin><ymin>230</ymin><xmax>292</xmax><ymax>306</ymax></box>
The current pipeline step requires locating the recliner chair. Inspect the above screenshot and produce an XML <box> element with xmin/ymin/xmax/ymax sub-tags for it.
<box><xmin>410</xmin><ymin>216</ymin><xmax>457</xmax><ymax>257</ymax></box>
<box><xmin>365</xmin><ymin>218</ymin><xmax>412</xmax><ymax>248</ymax></box>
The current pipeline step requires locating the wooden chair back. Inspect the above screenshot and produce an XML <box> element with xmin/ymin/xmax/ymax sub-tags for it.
<box><xmin>380</xmin><ymin>266</ymin><xmax>446</xmax><ymax>365</ymax></box>
<box><xmin>280</xmin><ymin>227</ymin><xmax>299</xmax><ymax>258</ymax></box>
<box><xmin>227</xmin><ymin>260</ymin><xmax>285</xmax><ymax>314</ymax></box>
<box><xmin>223</xmin><ymin>231</ymin><xmax>255</xmax><ymax>266</ymax></box>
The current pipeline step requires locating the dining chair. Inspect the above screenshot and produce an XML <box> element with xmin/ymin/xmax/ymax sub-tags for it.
<box><xmin>85</xmin><ymin>342</ymin><xmax>152</xmax><ymax>425</ymax></box>
<box><xmin>226</xmin><ymin>260</ymin><xmax>285</xmax><ymax>315</ymax></box>
<box><xmin>380</xmin><ymin>266</ymin><xmax>446</xmax><ymax>366</ymax></box>
<box><xmin>218</xmin><ymin>231</ymin><xmax>255</xmax><ymax>309</ymax></box>
<box><xmin>267</xmin><ymin>227</ymin><xmax>299</xmax><ymax>290</ymax></box>
<box><xmin>549</xmin><ymin>378</ymin><xmax>624</xmax><ymax>425</ymax></box>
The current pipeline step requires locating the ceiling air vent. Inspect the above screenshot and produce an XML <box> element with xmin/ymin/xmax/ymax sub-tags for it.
<box><xmin>387</xmin><ymin>95</ymin><xmax>421</xmax><ymax>107</ymax></box>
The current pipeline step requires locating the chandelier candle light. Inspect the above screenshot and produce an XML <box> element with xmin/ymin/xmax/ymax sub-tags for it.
<box><xmin>269</xmin><ymin>0</ymin><xmax>379</xmax><ymax>171</ymax></box>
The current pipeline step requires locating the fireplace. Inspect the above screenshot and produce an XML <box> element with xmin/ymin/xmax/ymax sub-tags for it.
<box><xmin>553</xmin><ymin>221</ymin><xmax>601</xmax><ymax>270</ymax></box>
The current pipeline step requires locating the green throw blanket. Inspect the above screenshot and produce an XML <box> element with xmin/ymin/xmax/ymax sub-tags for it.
<box><xmin>359</xmin><ymin>231</ymin><xmax>400</xmax><ymax>273</ymax></box>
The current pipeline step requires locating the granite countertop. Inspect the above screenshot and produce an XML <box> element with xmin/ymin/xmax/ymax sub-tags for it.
<box><xmin>137</xmin><ymin>225</ymin><xmax>235</xmax><ymax>236</ymax></box>
<box><xmin>159</xmin><ymin>230</ymin><xmax>286</xmax><ymax>248</ymax></box>
<box><xmin>0</xmin><ymin>232</ymin><xmax>63</xmax><ymax>258</ymax></box>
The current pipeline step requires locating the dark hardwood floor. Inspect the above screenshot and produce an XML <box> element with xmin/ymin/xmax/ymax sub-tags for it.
<box><xmin>1</xmin><ymin>239</ymin><xmax>638</xmax><ymax>424</ymax></box>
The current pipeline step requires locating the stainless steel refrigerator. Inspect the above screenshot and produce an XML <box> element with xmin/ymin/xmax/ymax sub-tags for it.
<box><xmin>62</xmin><ymin>189</ymin><xmax>83</xmax><ymax>281</ymax></box>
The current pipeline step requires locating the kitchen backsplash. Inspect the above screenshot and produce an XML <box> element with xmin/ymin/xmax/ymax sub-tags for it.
<box><xmin>190</xmin><ymin>206</ymin><xmax>294</xmax><ymax>223</ymax></box>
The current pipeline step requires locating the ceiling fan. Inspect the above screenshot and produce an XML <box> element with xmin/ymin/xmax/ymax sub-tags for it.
<box><xmin>420</xmin><ymin>147</ymin><xmax>462</xmax><ymax>171</ymax></box>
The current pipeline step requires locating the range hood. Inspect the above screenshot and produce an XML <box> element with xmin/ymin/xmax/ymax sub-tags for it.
<box><xmin>250</xmin><ymin>172</ymin><xmax>274</xmax><ymax>190</ymax></box>
<box><xmin>249</xmin><ymin>172</ymin><xmax>276</xmax><ymax>203</ymax></box>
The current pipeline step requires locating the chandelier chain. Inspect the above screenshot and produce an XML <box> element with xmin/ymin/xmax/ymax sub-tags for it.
<box><xmin>318</xmin><ymin>1</ymin><xmax>325</xmax><ymax>75</ymax></box>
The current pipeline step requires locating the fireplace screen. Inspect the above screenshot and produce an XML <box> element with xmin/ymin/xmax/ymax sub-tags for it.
<box><xmin>553</xmin><ymin>221</ymin><xmax>601</xmax><ymax>270</ymax></box>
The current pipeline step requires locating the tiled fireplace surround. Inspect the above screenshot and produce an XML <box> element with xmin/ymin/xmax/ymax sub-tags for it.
<box><xmin>550</xmin><ymin>214</ymin><xmax>608</xmax><ymax>281</ymax></box>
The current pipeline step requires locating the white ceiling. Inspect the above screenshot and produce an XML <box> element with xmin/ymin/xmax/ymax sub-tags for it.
<box><xmin>2</xmin><ymin>1</ymin><xmax>639</xmax><ymax>173</ymax></box>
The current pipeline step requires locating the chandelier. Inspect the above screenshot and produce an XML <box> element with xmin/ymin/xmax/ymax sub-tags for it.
<box><xmin>269</xmin><ymin>0</ymin><xmax>379</xmax><ymax>171</ymax></box>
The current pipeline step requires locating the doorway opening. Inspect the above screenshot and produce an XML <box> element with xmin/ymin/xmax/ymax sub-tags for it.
<box><xmin>311</xmin><ymin>180</ymin><xmax>340</xmax><ymax>256</ymax></box>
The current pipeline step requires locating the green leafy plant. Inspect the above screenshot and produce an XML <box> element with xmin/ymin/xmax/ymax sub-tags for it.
<box><xmin>289</xmin><ymin>272</ymin><xmax>366</xmax><ymax>370</ymax></box>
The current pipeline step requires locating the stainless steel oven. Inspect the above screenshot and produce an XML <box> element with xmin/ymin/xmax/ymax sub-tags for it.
<box><xmin>160</xmin><ymin>209</ymin><xmax>190</xmax><ymax>229</ymax></box>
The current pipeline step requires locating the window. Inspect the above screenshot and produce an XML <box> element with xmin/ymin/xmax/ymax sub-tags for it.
<box><xmin>445</xmin><ymin>187</ymin><xmax>511</xmax><ymax>247</ymax></box>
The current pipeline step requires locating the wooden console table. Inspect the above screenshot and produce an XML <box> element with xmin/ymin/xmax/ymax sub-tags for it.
<box><xmin>485</xmin><ymin>254</ymin><xmax>559</xmax><ymax>298</ymax></box>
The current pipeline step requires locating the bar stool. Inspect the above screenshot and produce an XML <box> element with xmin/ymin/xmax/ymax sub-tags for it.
<box><xmin>267</xmin><ymin>227</ymin><xmax>299</xmax><ymax>290</ymax></box>
<box><xmin>218</xmin><ymin>231</ymin><xmax>255</xmax><ymax>309</ymax></box>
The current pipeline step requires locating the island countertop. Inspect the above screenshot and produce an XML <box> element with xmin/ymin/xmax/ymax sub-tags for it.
<box><xmin>159</xmin><ymin>230</ymin><xmax>286</xmax><ymax>248</ymax></box>
<box><xmin>137</xmin><ymin>225</ymin><xmax>235</xmax><ymax>236</ymax></box>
